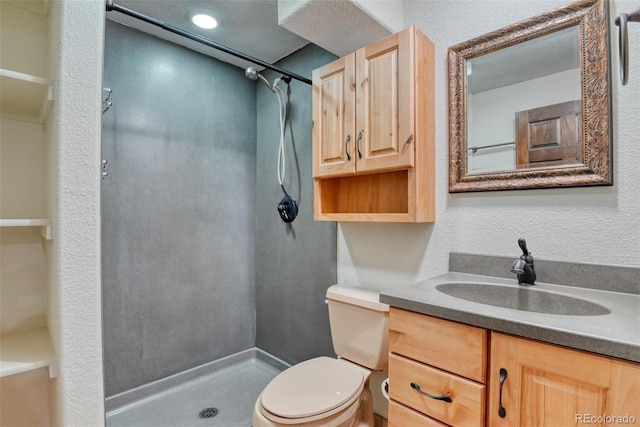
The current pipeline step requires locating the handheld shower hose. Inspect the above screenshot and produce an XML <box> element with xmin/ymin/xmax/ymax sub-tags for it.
<box><xmin>244</xmin><ymin>67</ymin><xmax>298</xmax><ymax>223</ymax></box>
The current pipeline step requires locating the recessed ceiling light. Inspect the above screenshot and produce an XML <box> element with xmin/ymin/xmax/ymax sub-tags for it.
<box><xmin>190</xmin><ymin>12</ymin><xmax>218</xmax><ymax>29</ymax></box>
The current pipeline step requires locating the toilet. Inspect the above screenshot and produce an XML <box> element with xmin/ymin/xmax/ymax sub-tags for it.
<box><xmin>252</xmin><ymin>285</ymin><xmax>389</xmax><ymax>427</ymax></box>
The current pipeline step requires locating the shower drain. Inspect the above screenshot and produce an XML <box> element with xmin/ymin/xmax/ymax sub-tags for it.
<box><xmin>198</xmin><ymin>407</ymin><xmax>219</xmax><ymax>419</ymax></box>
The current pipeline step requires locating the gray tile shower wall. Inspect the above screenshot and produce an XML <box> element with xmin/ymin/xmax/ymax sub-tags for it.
<box><xmin>102</xmin><ymin>21</ymin><xmax>257</xmax><ymax>396</ymax></box>
<box><xmin>255</xmin><ymin>45</ymin><xmax>338</xmax><ymax>364</ymax></box>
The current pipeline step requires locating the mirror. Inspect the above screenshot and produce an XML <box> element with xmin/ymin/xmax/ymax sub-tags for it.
<box><xmin>448</xmin><ymin>0</ymin><xmax>612</xmax><ymax>192</ymax></box>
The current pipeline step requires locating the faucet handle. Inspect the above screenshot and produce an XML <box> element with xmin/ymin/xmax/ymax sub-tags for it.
<box><xmin>518</xmin><ymin>238</ymin><xmax>529</xmax><ymax>256</ymax></box>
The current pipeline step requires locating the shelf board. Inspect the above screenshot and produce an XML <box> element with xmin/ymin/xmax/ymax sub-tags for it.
<box><xmin>0</xmin><ymin>218</ymin><xmax>52</xmax><ymax>239</ymax></box>
<box><xmin>0</xmin><ymin>68</ymin><xmax>54</xmax><ymax>123</ymax></box>
<box><xmin>0</xmin><ymin>328</ymin><xmax>55</xmax><ymax>378</ymax></box>
<box><xmin>315</xmin><ymin>212</ymin><xmax>415</xmax><ymax>222</ymax></box>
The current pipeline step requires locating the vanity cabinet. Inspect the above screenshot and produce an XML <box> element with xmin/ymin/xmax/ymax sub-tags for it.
<box><xmin>388</xmin><ymin>308</ymin><xmax>640</xmax><ymax>427</ymax></box>
<box><xmin>312</xmin><ymin>26</ymin><xmax>435</xmax><ymax>222</ymax></box>
<box><xmin>489</xmin><ymin>332</ymin><xmax>640</xmax><ymax>427</ymax></box>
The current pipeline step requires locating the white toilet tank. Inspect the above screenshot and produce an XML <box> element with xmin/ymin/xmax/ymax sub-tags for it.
<box><xmin>326</xmin><ymin>285</ymin><xmax>390</xmax><ymax>370</ymax></box>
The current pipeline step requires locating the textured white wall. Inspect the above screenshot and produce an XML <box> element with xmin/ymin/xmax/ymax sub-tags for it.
<box><xmin>54</xmin><ymin>0</ymin><xmax>105</xmax><ymax>425</ymax></box>
<box><xmin>338</xmin><ymin>0</ymin><xmax>640</xmax><ymax>289</ymax></box>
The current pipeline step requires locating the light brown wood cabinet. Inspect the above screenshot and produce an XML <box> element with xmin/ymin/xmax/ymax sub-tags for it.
<box><xmin>489</xmin><ymin>332</ymin><xmax>640</xmax><ymax>427</ymax></box>
<box><xmin>388</xmin><ymin>308</ymin><xmax>640</xmax><ymax>427</ymax></box>
<box><xmin>312</xmin><ymin>27</ymin><xmax>435</xmax><ymax>222</ymax></box>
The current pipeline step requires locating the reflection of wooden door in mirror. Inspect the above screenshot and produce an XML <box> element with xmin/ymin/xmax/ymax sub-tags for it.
<box><xmin>515</xmin><ymin>100</ymin><xmax>581</xmax><ymax>169</ymax></box>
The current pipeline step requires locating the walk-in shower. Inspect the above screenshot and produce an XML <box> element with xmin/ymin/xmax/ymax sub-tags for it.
<box><xmin>101</xmin><ymin>5</ymin><xmax>337</xmax><ymax>423</ymax></box>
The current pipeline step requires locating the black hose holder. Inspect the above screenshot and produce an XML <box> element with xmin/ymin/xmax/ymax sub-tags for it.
<box><xmin>277</xmin><ymin>195</ymin><xmax>298</xmax><ymax>223</ymax></box>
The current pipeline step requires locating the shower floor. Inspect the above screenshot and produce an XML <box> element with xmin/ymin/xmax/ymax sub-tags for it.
<box><xmin>106</xmin><ymin>357</ymin><xmax>282</xmax><ymax>427</ymax></box>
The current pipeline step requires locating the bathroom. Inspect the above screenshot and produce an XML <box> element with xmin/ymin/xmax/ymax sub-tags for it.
<box><xmin>0</xmin><ymin>0</ymin><xmax>638</xmax><ymax>425</ymax></box>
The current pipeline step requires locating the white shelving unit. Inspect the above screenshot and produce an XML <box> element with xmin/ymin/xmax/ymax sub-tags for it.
<box><xmin>0</xmin><ymin>218</ymin><xmax>52</xmax><ymax>239</ymax></box>
<box><xmin>0</xmin><ymin>68</ymin><xmax>54</xmax><ymax>124</ymax></box>
<box><xmin>0</xmin><ymin>328</ymin><xmax>55</xmax><ymax>378</ymax></box>
<box><xmin>1</xmin><ymin>0</ymin><xmax>58</xmax><ymax>421</ymax></box>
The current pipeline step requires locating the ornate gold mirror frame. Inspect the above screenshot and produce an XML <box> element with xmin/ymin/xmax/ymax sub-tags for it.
<box><xmin>448</xmin><ymin>0</ymin><xmax>612</xmax><ymax>192</ymax></box>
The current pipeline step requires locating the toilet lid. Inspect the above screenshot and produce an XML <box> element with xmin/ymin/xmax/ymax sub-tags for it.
<box><xmin>261</xmin><ymin>357</ymin><xmax>365</xmax><ymax>419</ymax></box>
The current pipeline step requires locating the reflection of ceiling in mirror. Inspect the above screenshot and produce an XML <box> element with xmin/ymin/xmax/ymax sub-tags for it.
<box><xmin>468</xmin><ymin>26</ymin><xmax>580</xmax><ymax>94</ymax></box>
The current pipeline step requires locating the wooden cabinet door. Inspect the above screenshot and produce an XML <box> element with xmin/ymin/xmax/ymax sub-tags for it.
<box><xmin>515</xmin><ymin>100</ymin><xmax>582</xmax><ymax>169</ymax></box>
<box><xmin>355</xmin><ymin>27</ymin><xmax>415</xmax><ymax>174</ymax></box>
<box><xmin>312</xmin><ymin>54</ymin><xmax>356</xmax><ymax>178</ymax></box>
<box><xmin>488</xmin><ymin>332</ymin><xmax>640</xmax><ymax>427</ymax></box>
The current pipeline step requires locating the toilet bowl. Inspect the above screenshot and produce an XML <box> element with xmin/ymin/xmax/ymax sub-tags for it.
<box><xmin>252</xmin><ymin>286</ymin><xmax>389</xmax><ymax>427</ymax></box>
<box><xmin>252</xmin><ymin>357</ymin><xmax>374</xmax><ymax>427</ymax></box>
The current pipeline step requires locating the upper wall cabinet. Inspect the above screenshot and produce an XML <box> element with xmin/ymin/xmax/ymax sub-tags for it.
<box><xmin>312</xmin><ymin>26</ymin><xmax>435</xmax><ymax>222</ymax></box>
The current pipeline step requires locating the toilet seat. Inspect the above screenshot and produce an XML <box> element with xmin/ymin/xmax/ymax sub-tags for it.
<box><xmin>260</xmin><ymin>357</ymin><xmax>366</xmax><ymax>424</ymax></box>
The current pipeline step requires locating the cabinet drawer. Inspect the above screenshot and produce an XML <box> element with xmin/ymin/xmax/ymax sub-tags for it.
<box><xmin>389</xmin><ymin>353</ymin><xmax>485</xmax><ymax>427</ymax></box>
<box><xmin>389</xmin><ymin>400</ymin><xmax>448</xmax><ymax>427</ymax></box>
<box><xmin>389</xmin><ymin>307</ymin><xmax>487</xmax><ymax>382</ymax></box>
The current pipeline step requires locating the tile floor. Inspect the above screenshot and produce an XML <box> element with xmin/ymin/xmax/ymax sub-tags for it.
<box><xmin>106</xmin><ymin>358</ymin><xmax>281</xmax><ymax>427</ymax></box>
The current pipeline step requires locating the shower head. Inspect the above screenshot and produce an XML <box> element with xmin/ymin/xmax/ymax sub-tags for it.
<box><xmin>244</xmin><ymin>66</ymin><xmax>259</xmax><ymax>80</ymax></box>
<box><xmin>245</xmin><ymin>66</ymin><xmax>276</xmax><ymax>93</ymax></box>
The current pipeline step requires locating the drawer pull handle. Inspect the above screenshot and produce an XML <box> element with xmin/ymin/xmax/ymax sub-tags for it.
<box><xmin>357</xmin><ymin>131</ymin><xmax>363</xmax><ymax>159</ymax></box>
<box><xmin>410</xmin><ymin>382</ymin><xmax>452</xmax><ymax>403</ymax></box>
<box><xmin>498</xmin><ymin>368</ymin><xmax>508</xmax><ymax>418</ymax></box>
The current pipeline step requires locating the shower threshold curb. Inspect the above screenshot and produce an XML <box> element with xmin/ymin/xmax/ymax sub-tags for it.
<box><xmin>105</xmin><ymin>347</ymin><xmax>289</xmax><ymax>415</ymax></box>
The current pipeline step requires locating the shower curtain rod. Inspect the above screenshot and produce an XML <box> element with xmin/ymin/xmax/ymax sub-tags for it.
<box><xmin>105</xmin><ymin>0</ymin><xmax>313</xmax><ymax>86</ymax></box>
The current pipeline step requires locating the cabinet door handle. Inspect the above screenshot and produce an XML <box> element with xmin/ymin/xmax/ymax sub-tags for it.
<box><xmin>345</xmin><ymin>134</ymin><xmax>352</xmax><ymax>161</ymax></box>
<box><xmin>356</xmin><ymin>131</ymin><xmax>363</xmax><ymax>159</ymax></box>
<box><xmin>410</xmin><ymin>382</ymin><xmax>452</xmax><ymax>403</ymax></box>
<box><xmin>498</xmin><ymin>368</ymin><xmax>508</xmax><ymax>418</ymax></box>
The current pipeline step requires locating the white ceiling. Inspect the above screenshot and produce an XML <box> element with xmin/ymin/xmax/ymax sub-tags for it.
<box><xmin>105</xmin><ymin>0</ymin><xmax>311</xmax><ymax>71</ymax></box>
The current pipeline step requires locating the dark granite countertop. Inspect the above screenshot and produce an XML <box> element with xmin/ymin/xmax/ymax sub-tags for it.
<box><xmin>380</xmin><ymin>272</ymin><xmax>640</xmax><ymax>363</ymax></box>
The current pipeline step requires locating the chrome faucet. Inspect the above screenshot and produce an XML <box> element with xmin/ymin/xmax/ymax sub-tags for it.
<box><xmin>511</xmin><ymin>238</ymin><xmax>536</xmax><ymax>285</ymax></box>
